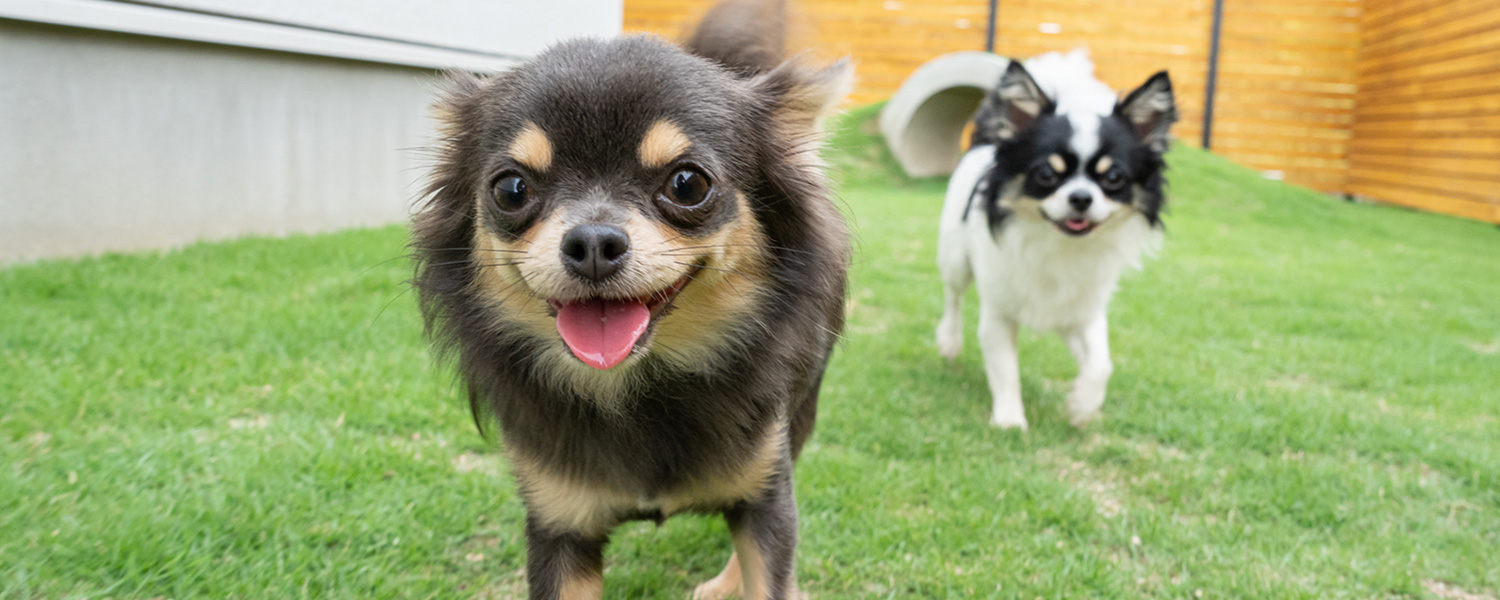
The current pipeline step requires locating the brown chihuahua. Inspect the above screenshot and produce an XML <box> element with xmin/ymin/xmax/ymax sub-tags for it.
<box><xmin>412</xmin><ymin>1</ymin><xmax>852</xmax><ymax>597</ymax></box>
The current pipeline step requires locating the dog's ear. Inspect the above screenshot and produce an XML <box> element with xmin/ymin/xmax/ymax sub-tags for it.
<box><xmin>1116</xmin><ymin>71</ymin><xmax>1177</xmax><ymax>153</ymax></box>
<box><xmin>975</xmin><ymin>60</ymin><xmax>1053</xmax><ymax>144</ymax></box>
<box><xmin>684</xmin><ymin>0</ymin><xmax>787</xmax><ymax>77</ymax></box>
<box><xmin>755</xmin><ymin>57</ymin><xmax>854</xmax><ymax>131</ymax></box>
<box><xmin>422</xmin><ymin>70</ymin><xmax>489</xmax><ymax>223</ymax></box>
<box><xmin>431</xmin><ymin>70</ymin><xmax>486</xmax><ymax>142</ymax></box>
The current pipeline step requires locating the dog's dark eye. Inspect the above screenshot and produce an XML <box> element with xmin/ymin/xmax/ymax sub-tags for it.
<box><xmin>1031</xmin><ymin>165</ymin><xmax>1060</xmax><ymax>188</ymax></box>
<box><xmin>492</xmin><ymin>174</ymin><xmax>528</xmax><ymax>211</ymax></box>
<box><xmin>1099</xmin><ymin>169</ymin><xmax>1127</xmax><ymax>192</ymax></box>
<box><xmin>662</xmin><ymin>168</ymin><xmax>711</xmax><ymax>208</ymax></box>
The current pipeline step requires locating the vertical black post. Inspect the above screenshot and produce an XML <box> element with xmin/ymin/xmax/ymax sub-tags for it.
<box><xmin>1202</xmin><ymin>0</ymin><xmax>1225</xmax><ymax>150</ymax></box>
<box><xmin>985</xmin><ymin>0</ymin><xmax>998</xmax><ymax>52</ymax></box>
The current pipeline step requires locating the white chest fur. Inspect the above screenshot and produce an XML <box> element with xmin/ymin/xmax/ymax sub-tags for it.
<box><xmin>967</xmin><ymin>208</ymin><xmax>1155</xmax><ymax>332</ymax></box>
<box><xmin>938</xmin><ymin>147</ymin><xmax>1157</xmax><ymax>333</ymax></box>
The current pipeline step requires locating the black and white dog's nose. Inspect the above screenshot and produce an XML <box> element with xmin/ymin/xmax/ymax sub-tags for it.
<box><xmin>1068</xmin><ymin>190</ymin><xmax>1093</xmax><ymax>212</ymax></box>
<box><xmin>560</xmin><ymin>224</ymin><xmax>630</xmax><ymax>282</ymax></box>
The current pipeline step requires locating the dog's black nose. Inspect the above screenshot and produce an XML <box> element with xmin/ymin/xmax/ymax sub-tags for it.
<box><xmin>560</xmin><ymin>224</ymin><xmax>630</xmax><ymax>282</ymax></box>
<box><xmin>1068</xmin><ymin>190</ymin><xmax>1093</xmax><ymax>212</ymax></box>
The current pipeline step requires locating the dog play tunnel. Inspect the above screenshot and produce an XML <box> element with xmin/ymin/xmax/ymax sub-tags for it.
<box><xmin>879</xmin><ymin>51</ymin><xmax>1011</xmax><ymax>178</ymax></box>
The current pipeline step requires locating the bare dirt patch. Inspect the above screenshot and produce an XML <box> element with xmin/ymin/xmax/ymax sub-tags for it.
<box><xmin>1423</xmin><ymin>580</ymin><xmax>1497</xmax><ymax>600</ymax></box>
<box><xmin>1038</xmin><ymin>447</ymin><xmax>1126</xmax><ymax>518</ymax></box>
<box><xmin>453</xmin><ymin>451</ymin><xmax>504</xmax><ymax>477</ymax></box>
<box><xmin>227</xmin><ymin>415</ymin><xmax>270</xmax><ymax>430</ymax></box>
<box><xmin>473</xmin><ymin>568</ymin><xmax>527</xmax><ymax>600</ymax></box>
<box><xmin>1462</xmin><ymin>338</ymin><xmax>1499</xmax><ymax>355</ymax></box>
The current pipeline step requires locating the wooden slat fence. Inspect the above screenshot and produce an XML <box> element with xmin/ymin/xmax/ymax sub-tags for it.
<box><xmin>625</xmin><ymin>0</ymin><xmax>1500</xmax><ymax>223</ymax></box>
<box><xmin>1213</xmin><ymin>0</ymin><xmax>1361</xmax><ymax>191</ymax></box>
<box><xmin>1347</xmin><ymin>0</ymin><xmax>1500</xmax><ymax>223</ymax></box>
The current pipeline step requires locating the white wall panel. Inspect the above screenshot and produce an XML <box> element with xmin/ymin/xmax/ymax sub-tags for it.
<box><xmin>138</xmin><ymin>0</ymin><xmax>624</xmax><ymax>57</ymax></box>
<box><xmin>0</xmin><ymin>21</ymin><xmax>439</xmax><ymax>261</ymax></box>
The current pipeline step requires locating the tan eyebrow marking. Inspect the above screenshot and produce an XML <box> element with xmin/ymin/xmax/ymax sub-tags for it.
<box><xmin>507</xmin><ymin>121</ymin><xmax>552</xmax><ymax>171</ymax></box>
<box><xmin>638</xmin><ymin>120</ymin><xmax>692</xmax><ymax>169</ymax></box>
<box><xmin>1048</xmin><ymin>154</ymin><xmax>1066</xmax><ymax>173</ymax></box>
<box><xmin>1095</xmin><ymin>156</ymin><xmax>1114</xmax><ymax>173</ymax></box>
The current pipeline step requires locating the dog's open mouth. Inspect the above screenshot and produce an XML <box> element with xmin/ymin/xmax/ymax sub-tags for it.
<box><xmin>1054</xmin><ymin>216</ymin><xmax>1097</xmax><ymax>236</ymax></box>
<box><xmin>547</xmin><ymin>265</ymin><xmax>700</xmax><ymax>370</ymax></box>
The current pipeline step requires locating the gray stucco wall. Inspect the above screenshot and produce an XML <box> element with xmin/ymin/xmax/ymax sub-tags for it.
<box><xmin>0</xmin><ymin>19</ymin><xmax>441</xmax><ymax>262</ymax></box>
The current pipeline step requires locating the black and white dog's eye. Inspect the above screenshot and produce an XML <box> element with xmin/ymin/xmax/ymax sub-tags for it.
<box><xmin>492</xmin><ymin>174</ymin><xmax>528</xmax><ymax>211</ymax></box>
<box><xmin>1032</xmin><ymin>166</ymin><xmax>1060</xmax><ymax>187</ymax></box>
<box><xmin>1099</xmin><ymin>169</ymin><xmax>1127</xmax><ymax>192</ymax></box>
<box><xmin>662</xmin><ymin>168</ymin><xmax>711</xmax><ymax>208</ymax></box>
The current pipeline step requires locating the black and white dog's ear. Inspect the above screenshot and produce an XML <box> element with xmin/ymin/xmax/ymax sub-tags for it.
<box><xmin>1117</xmin><ymin>71</ymin><xmax>1177</xmax><ymax>153</ymax></box>
<box><xmin>975</xmin><ymin>60</ymin><xmax>1053</xmax><ymax>143</ymax></box>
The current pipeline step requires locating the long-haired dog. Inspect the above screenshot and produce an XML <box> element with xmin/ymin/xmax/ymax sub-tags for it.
<box><xmin>411</xmin><ymin>0</ymin><xmax>852</xmax><ymax>597</ymax></box>
<box><xmin>936</xmin><ymin>50</ymin><xmax>1177</xmax><ymax>430</ymax></box>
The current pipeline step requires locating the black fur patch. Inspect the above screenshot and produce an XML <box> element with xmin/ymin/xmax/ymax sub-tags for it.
<box><xmin>977</xmin><ymin>114</ymin><xmax>1077</xmax><ymax>236</ymax></box>
<box><xmin>1094</xmin><ymin>116</ymin><xmax>1168</xmax><ymax>226</ymax></box>
<box><xmin>960</xmin><ymin>168</ymin><xmax>988</xmax><ymax>224</ymax></box>
<box><xmin>971</xmin><ymin>66</ymin><xmax>1173</xmax><ymax>233</ymax></box>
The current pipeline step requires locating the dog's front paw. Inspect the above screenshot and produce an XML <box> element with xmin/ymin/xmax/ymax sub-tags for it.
<box><xmin>692</xmin><ymin>554</ymin><xmax>741</xmax><ymax>600</ymax></box>
<box><xmin>989</xmin><ymin>408</ymin><xmax>1029</xmax><ymax>430</ymax></box>
<box><xmin>691</xmin><ymin>576</ymin><xmax>737</xmax><ymax>600</ymax></box>
<box><xmin>936</xmin><ymin>318</ymin><xmax>963</xmax><ymax>360</ymax></box>
<box><xmin>1066</xmin><ymin>380</ymin><xmax>1107</xmax><ymax>428</ymax></box>
<box><xmin>1067</xmin><ymin>407</ymin><xmax>1101</xmax><ymax>428</ymax></box>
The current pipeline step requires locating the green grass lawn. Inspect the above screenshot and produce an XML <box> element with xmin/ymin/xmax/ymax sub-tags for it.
<box><xmin>3</xmin><ymin>105</ymin><xmax>1497</xmax><ymax>599</ymax></box>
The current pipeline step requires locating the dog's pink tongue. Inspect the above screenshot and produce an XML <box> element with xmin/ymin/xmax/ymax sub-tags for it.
<box><xmin>555</xmin><ymin>299</ymin><xmax>651</xmax><ymax>370</ymax></box>
<box><xmin>1065</xmin><ymin>217</ymin><xmax>1092</xmax><ymax>231</ymax></box>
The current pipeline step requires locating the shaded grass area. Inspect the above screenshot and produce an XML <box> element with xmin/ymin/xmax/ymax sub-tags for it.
<box><xmin>3</xmin><ymin>104</ymin><xmax>1498</xmax><ymax>598</ymax></box>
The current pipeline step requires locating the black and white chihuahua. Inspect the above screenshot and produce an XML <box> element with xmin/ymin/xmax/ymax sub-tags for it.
<box><xmin>936</xmin><ymin>50</ymin><xmax>1177</xmax><ymax>430</ymax></box>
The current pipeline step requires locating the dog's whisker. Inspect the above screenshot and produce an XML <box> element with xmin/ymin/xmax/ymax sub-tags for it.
<box><xmin>424</xmin><ymin>257</ymin><xmax>529</xmax><ymax>269</ymax></box>
<box><xmin>414</xmin><ymin>246</ymin><xmax>526</xmax><ymax>253</ymax></box>
<box><xmin>425</xmin><ymin>258</ymin><xmax>484</xmax><ymax>268</ymax></box>
<box><xmin>493</xmin><ymin>273</ymin><xmax>546</xmax><ymax>309</ymax></box>
<box><xmin>410</xmin><ymin>200</ymin><xmax>473</xmax><ymax>222</ymax></box>
<box><xmin>663</xmin><ymin>243</ymin><xmax>816</xmax><ymax>255</ymax></box>
<box><xmin>356</xmin><ymin>254</ymin><xmax>421</xmax><ymax>277</ymax></box>
<box><xmin>669</xmin><ymin>261</ymin><xmax>747</xmax><ymax>279</ymax></box>
<box><xmin>366</xmin><ymin>286</ymin><xmax>416</xmax><ymax>330</ymax></box>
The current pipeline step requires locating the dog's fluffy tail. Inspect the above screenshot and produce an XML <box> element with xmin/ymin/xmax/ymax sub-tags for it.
<box><xmin>684</xmin><ymin>0</ymin><xmax>788</xmax><ymax>77</ymax></box>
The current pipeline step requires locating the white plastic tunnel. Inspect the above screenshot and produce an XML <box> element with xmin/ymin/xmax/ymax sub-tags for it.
<box><xmin>878</xmin><ymin>51</ymin><xmax>1011</xmax><ymax>178</ymax></box>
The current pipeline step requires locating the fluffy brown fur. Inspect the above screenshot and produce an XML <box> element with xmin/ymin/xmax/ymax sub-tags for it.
<box><xmin>411</xmin><ymin>1</ymin><xmax>851</xmax><ymax>598</ymax></box>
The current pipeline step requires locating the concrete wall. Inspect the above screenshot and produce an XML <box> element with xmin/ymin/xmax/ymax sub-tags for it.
<box><xmin>0</xmin><ymin>20</ymin><xmax>442</xmax><ymax>261</ymax></box>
